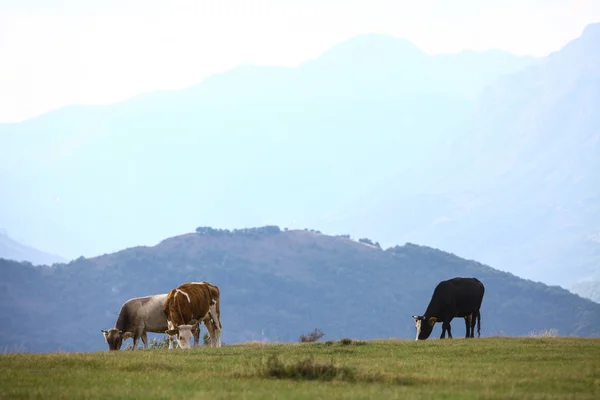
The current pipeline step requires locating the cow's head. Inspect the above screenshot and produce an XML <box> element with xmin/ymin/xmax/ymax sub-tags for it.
<box><xmin>412</xmin><ymin>315</ymin><xmax>437</xmax><ymax>340</ymax></box>
<box><xmin>101</xmin><ymin>328</ymin><xmax>133</xmax><ymax>351</ymax></box>
<box><xmin>165</xmin><ymin>320</ymin><xmax>199</xmax><ymax>349</ymax></box>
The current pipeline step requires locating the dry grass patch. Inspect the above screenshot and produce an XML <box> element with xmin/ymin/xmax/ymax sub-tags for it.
<box><xmin>251</xmin><ymin>354</ymin><xmax>413</xmax><ymax>385</ymax></box>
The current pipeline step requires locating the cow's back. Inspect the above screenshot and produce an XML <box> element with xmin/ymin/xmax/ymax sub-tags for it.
<box><xmin>138</xmin><ymin>294</ymin><xmax>169</xmax><ymax>332</ymax></box>
<box><xmin>165</xmin><ymin>282</ymin><xmax>212</xmax><ymax>326</ymax></box>
<box><xmin>448</xmin><ymin>278</ymin><xmax>484</xmax><ymax>315</ymax></box>
<box><xmin>426</xmin><ymin>277</ymin><xmax>484</xmax><ymax>317</ymax></box>
<box><xmin>117</xmin><ymin>294</ymin><xmax>169</xmax><ymax>333</ymax></box>
<box><xmin>181</xmin><ymin>282</ymin><xmax>212</xmax><ymax>317</ymax></box>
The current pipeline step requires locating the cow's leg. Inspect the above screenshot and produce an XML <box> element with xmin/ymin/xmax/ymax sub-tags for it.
<box><xmin>469</xmin><ymin>313</ymin><xmax>476</xmax><ymax>338</ymax></box>
<box><xmin>208</xmin><ymin>319</ymin><xmax>221</xmax><ymax>348</ymax></box>
<box><xmin>441</xmin><ymin>322</ymin><xmax>452</xmax><ymax>339</ymax></box>
<box><xmin>208</xmin><ymin>302</ymin><xmax>222</xmax><ymax>348</ymax></box>
<box><xmin>134</xmin><ymin>327</ymin><xmax>147</xmax><ymax>350</ymax></box>
<box><xmin>141</xmin><ymin>332</ymin><xmax>149</xmax><ymax>349</ymax></box>
<box><xmin>132</xmin><ymin>334</ymin><xmax>140</xmax><ymax>350</ymax></box>
<box><xmin>476</xmin><ymin>310</ymin><xmax>481</xmax><ymax>338</ymax></box>
<box><xmin>209</xmin><ymin>319</ymin><xmax>221</xmax><ymax>348</ymax></box>
<box><xmin>193</xmin><ymin>322</ymin><xmax>201</xmax><ymax>348</ymax></box>
<box><xmin>167</xmin><ymin>320</ymin><xmax>176</xmax><ymax>349</ymax></box>
<box><xmin>203</xmin><ymin>318</ymin><xmax>216</xmax><ymax>348</ymax></box>
<box><xmin>464</xmin><ymin>315</ymin><xmax>470</xmax><ymax>338</ymax></box>
<box><xmin>214</xmin><ymin>319</ymin><xmax>222</xmax><ymax>348</ymax></box>
<box><xmin>465</xmin><ymin>314</ymin><xmax>475</xmax><ymax>338</ymax></box>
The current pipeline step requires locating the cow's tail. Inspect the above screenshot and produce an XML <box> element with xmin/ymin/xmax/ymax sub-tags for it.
<box><xmin>477</xmin><ymin>310</ymin><xmax>481</xmax><ymax>338</ymax></box>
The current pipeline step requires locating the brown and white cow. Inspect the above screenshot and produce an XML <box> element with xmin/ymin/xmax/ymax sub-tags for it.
<box><xmin>101</xmin><ymin>293</ymin><xmax>200</xmax><ymax>351</ymax></box>
<box><xmin>163</xmin><ymin>281</ymin><xmax>222</xmax><ymax>349</ymax></box>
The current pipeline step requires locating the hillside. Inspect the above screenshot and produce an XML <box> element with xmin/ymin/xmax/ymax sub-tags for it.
<box><xmin>0</xmin><ymin>33</ymin><xmax>534</xmax><ymax>261</ymax></box>
<box><xmin>1</xmin><ymin>227</ymin><xmax>599</xmax><ymax>353</ymax></box>
<box><xmin>0</xmin><ymin>231</ymin><xmax>65</xmax><ymax>265</ymax></box>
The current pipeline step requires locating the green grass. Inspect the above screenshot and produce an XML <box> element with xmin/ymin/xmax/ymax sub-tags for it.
<box><xmin>1</xmin><ymin>337</ymin><xmax>599</xmax><ymax>399</ymax></box>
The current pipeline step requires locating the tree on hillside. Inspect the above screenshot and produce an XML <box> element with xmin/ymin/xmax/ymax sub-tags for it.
<box><xmin>359</xmin><ymin>238</ymin><xmax>378</xmax><ymax>247</ymax></box>
<box><xmin>196</xmin><ymin>225</ymin><xmax>282</xmax><ymax>237</ymax></box>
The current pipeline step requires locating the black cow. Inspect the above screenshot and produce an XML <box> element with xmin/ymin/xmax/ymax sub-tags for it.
<box><xmin>412</xmin><ymin>277</ymin><xmax>485</xmax><ymax>340</ymax></box>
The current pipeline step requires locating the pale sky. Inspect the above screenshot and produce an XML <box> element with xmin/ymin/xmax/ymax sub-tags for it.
<box><xmin>1</xmin><ymin>0</ymin><xmax>599</xmax><ymax>123</ymax></box>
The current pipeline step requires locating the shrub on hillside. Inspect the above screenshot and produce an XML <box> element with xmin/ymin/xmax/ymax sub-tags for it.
<box><xmin>196</xmin><ymin>225</ymin><xmax>281</xmax><ymax>237</ymax></box>
<box><xmin>358</xmin><ymin>238</ymin><xmax>380</xmax><ymax>248</ymax></box>
<box><xmin>299</xmin><ymin>328</ymin><xmax>325</xmax><ymax>343</ymax></box>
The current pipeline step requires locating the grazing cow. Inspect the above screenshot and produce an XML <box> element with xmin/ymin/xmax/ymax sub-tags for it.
<box><xmin>164</xmin><ymin>281</ymin><xmax>222</xmax><ymax>349</ymax></box>
<box><xmin>412</xmin><ymin>277</ymin><xmax>484</xmax><ymax>340</ymax></box>
<box><xmin>101</xmin><ymin>293</ymin><xmax>200</xmax><ymax>351</ymax></box>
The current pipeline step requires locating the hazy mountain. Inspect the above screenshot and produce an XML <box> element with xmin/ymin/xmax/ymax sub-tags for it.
<box><xmin>0</xmin><ymin>33</ymin><xmax>535</xmax><ymax>260</ymax></box>
<box><xmin>326</xmin><ymin>23</ymin><xmax>600</xmax><ymax>287</ymax></box>
<box><xmin>571</xmin><ymin>281</ymin><xmax>600</xmax><ymax>303</ymax></box>
<box><xmin>6</xmin><ymin>25</ymin><xmax>597</xmax><ymax>288</ymax></box>
<box><xmin>1</xmin><ymin>227</ymin><xmax>598</xmax><ymax>353</ymax></box>
<box><xmin>0</xmin><ymin>231</ymin><xmax>65</xmax><ymax>265</ymax></box>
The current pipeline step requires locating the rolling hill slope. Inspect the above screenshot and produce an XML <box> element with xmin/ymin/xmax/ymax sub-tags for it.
<box><xmin>1</xmin><ymin>227</ymin><xmax>598</xmax><ymax>353</ymax></box>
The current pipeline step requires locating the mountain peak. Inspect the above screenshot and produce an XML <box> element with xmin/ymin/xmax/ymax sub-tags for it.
<box><xmin>581</xmin><ymin>21</ymin><xmax>600</xmax><ymax>39</ymax></box>
<box><xmin>542</xmin><ymin>20</ymin><xmax>600</xmax><ymax>68</ymax></box>
<box><xmin>310</xmin><ymin>33</ymin><xmax>426</xmax><ymax>66</ymax></box>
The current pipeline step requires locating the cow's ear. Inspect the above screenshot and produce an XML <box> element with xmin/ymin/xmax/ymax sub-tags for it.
<box><xmin>122</xmin><ymin>331</ymin><xmax>133</xmax><ymax>340</ymax></box>
<box><xmin>101</xmin><ymin>330</ymin><xmax>109</xmax><ymax>339</ymax></box>
<box><xmin>191</xmin><ymin>325</ymin><xmax>199</xmax><ymax>335</ymax></box>
<box><xmin>165</xmin><ymin>329</ymin><xmax>178</xmax><ymax>336</ymax></box>
<box><xmin>428</xmin><ymin>317</ymin><xmax>437</xmax><ymax>326</ymax></box>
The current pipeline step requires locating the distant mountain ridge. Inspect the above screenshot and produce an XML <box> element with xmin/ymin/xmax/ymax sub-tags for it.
<box><xmin>571</xmin><ymin>281</ymin><xmax>600</xmax><ymax>303</ymax></box>
<box><xmin>2</xmin><ymin>25</ymin><xmax>598</xmax><ymax>290</ymax></box>
<box><xmin>1</xmin><ymin>227</ymin><xmax>599</xmax><ymax>353</ymax></box>
<box><xmin>0</xmin><ymin>231</ymin><xmax>65</xmax><ymax>266</ymax></box>
<box><xmin>0</xmin><ymin>33</ymin><xmax>535</xmax><ymax>262</ymax></box>
<box><xmin>391</xmin><ymin>22</ymin><xmax>600</xmax><ymax>285</ymax></box>
<box><xmin>319</xmin><ymin>23</ymin><xmax>600</xmax><ymax>287</ymax></box>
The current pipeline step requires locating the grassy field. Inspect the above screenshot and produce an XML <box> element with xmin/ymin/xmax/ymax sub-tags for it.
<box><xmin>1</xmin><ymin>337</ymin><xmax>599</xmax><ymax>399</ymax></box>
